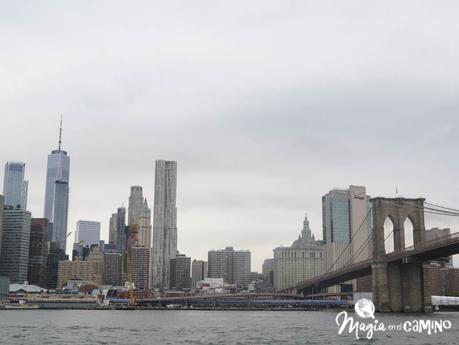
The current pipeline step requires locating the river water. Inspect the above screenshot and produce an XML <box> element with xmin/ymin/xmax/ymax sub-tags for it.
<box><xmin>0</xmin><ymin>310</ymin><xmax>457</xmax><ymax>344</ymax></box>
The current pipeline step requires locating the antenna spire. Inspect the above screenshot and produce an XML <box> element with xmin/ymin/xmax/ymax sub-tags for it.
<box><xmin>58</xmin><ymin>114</ymin><xmax>63</xmax><ymax>151</ymax></box>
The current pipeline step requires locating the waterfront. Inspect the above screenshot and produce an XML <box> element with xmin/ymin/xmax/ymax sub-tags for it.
<box><xmin>0</xmin><ymin>310</ymin><xmax>457</xmax><ymax>344</ymax></box>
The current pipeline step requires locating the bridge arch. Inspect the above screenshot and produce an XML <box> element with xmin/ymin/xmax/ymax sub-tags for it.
<box><xmin>384</xmin><ymin>216</ymin><xmax>395</xmax><ymax>254</ymax></box>
<box><xmin>403</xmin><ymin>217</ymin><xmax>414</xmax><ymax>249</ymax></box>
<box><xmin>370</xmin><ymin>197</ymin><xmax>426</xmax><ymax>260</ymax></box>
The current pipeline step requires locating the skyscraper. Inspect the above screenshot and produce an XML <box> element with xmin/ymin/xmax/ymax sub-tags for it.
<box><xmin>44</xmin><ymin>120</ymin><xmax>70</xmax><ymax>250</ymax></box>
<box><xmin>128</xmin><ymin>186</ymin><xmax>143</xmax><ymax>226</ymax></box>
<box><xmin>151</xmin><ymin>160</ymin><xmax>177</xmax><ymax>289</ymax></box>
<box><xmin>115</xmin><ymin>207</ymin><xmax>126</xmax><ymax>257</ymax></box>
<box><xmin>28</xmin><ymin>218</ymin><xmax>49</xmax><ymax>287</ymax></box>
<box><xmin>139</xmin><ymin>199</ymin><xmax>152</xmax><ymax>248</ymax></box>
<box><xmin>103</xmin><ymin>251</ymin><xmax>123</xmax><ymax>286</ymax></box>
<box><xmin>3</xmin><ymin>161</ymin><xmax>28</xmax><ymax>209</ymax></box>
<box><xmin>0</xmin><ymin>206</ymin><xmax>31</xmax><ymax>283</ymax></box>
<box><xmin>46</xmin><ymin>241</ymin><xmax>68</xmax><ymax>288</ymax></box>
<box><xmin>131</xmin><ymin>246</ymin><xmax>150</xmax><ymax>290</ymax></box>
<box><xmin>109</xmin><ymin>213</ymin><xmax>118</xmax><ymax>244</ymax></box>
<box><xmin>322</xmin><ymin>185</ymin><xmax>371</xmax><ymax>271</ymax></box>
<box><xmin>75</xmin><ymin>220</ymin><xmax>101</xmax><ymax>246</ymax></box>
<box><xmin>170</xmin><ymin>252</ymin><xmax>191</xmax><ymax>290</ymax></box>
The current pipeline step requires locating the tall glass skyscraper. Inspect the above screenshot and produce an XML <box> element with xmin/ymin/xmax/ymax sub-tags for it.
<box><xmin>43</xmin><ymin>122</ymin><xmax>70</xmax><ymax>250</ymax></box>
<box><xmin>322</xmin><ymin>185</ymin><xmax>371</xmax><ymax>279</ymax></box>
<box><xmin>3</xmin><ymin>161</ymin><xmax>28</xmax><ymax>209</ymax></box>
<box><xmin>151</xmin><ymin>160</ymin><xmax>177</xmax><ymax>289</ymax></box>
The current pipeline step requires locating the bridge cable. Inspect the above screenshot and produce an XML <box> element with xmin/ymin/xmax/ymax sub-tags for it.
<box><xmin>324</xmin><ymin>207</ymin><xmax>372</xmax><ymax>274</ymax></box>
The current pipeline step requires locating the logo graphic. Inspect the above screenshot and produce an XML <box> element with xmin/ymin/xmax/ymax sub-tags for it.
<box><xmin>354</xmin><ymin>298</ymin><xmax>375</xmax><ymax>319</ymax></box>
<box><xmin>336</xmin><ymin>298</ymin><xmax>452</xmax><ymax>340</ymax></box>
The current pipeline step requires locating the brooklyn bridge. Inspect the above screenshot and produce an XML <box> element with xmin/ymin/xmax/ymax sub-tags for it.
<box><xmin>280</xmin><ymin>197</ymin><xmax>459</xmax><ymax>313</ymax></box>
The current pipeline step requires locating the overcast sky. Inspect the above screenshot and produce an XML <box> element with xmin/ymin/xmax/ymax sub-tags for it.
<box><xmin>1</xmin><ymin>1</ymin><xmax>459</xmax><ymax>270</ymax></box>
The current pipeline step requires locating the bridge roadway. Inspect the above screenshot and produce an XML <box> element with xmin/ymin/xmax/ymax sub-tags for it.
<box><xmin>291</xmin><ymin>232</ymin><xmax>459</xmax><ymax>293</ymax></box>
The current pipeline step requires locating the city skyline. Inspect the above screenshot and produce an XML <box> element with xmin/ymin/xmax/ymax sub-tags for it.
<box><xmin>2</xmin><ymin>2</ymin><xmax>459</xmax><ymax>271</ymax></box>
<box><xmin>2</xmin><ymin>127</ymin><xmax>459</xmax><ymax>271</ymax></box>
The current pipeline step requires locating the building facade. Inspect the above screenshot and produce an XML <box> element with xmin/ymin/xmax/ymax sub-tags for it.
<box><xmin>128</xmin><ymin>186</ymin><xmax>143</xmax><ymax>226</ymax></box>
<box><xmin>109</xmin><ymin>213</ymin><xmax>118</xmax><ymax>245</ymax></box>
<box><xmin>75</xmin><ymin>220</ymin><xmax>101</xmax><ymax>246</ymax></box>
<box><xmin>192</xmin><ymin>260</ymin><xmax>208</xmax><ymax>289</ymax></box>
<box><xmin>139</xmin><ymin>199</ymin><xmax>152</xmax><ymax>248</ymax></box>
<box><xmin>28</xmin><ymin>218</ymin><xmax>49</xmax><ymax>287</ymax></box>
<box><xmin>57</xmin><ymin>247</ymin><xmax>104</xmax><ymax>288</ymax></box>
<box><xmin>151</xmin><ymin>160</ymin><xmax>177</xmax><ymax>289</ymax></box>
<box><xmin>322</xmin><ymin>186</ymin><xmax>371</xmax><ymax>272</ymax></box>
<box><xmin>103</xmin><ymin>251</ymin><xmax>123</xmax><ymax>286</ymax></box>
<box><xmin>130</xmin><ymin>246</ymin><xmax>149</xmax><ymax>290</ymax></box>
<box><xmin>0</xmin><ymin>207</ymin><xmax>31</xmax><ymax>283</ymax></box>
<box><xmin>273</xmin><ymin>214</ymin><xmax>323</xmax><ymax>291</ymax></box>
<box><xmin>262</xmin><ymin>258</ymin><xmax>274</xmax><ymax>285</ymax></box>
<box><xmin>208</xmin><ymin>247</ymin><xmax>251</xmax><ymax>288</ymax></box>
<box><xmin>43</xmin><ymin>127</ymin><xmax>70</xmax><ymax>250</ymax></box>
<box><xmin>3</xmin><ymin>161</ymin><xmax>28</xmax><ymax>209</ymax></box>
<box><xmin>170</xmin><ymin>253</ymin><xmax>191</xmax><ymax>290</ymax></box>
<box><xmin>46</xmin><ymin>241</ymin><xmax>68</xmax><ymax>288</ymax></box>
<box><xmin>0</xmin><ymin>195</ymin><xmax>3</xmax><ymax>258</ymax></box>
<box><xmin>115</xmin><ymin>207</ymin><xmax>126</xmax><ymax>258</ymax></box>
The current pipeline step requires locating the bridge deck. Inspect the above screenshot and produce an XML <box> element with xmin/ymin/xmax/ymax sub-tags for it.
<box><xmin>291</xmin><ymin>233</ymin><xmax>459</xmax><ymax>292</ymax></box>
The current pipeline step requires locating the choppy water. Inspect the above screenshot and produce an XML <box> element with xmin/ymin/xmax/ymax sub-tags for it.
<box><xmin>0</xmin><ymin>310</ymin><xmax>457</xmax><ymax>344</ymax></box>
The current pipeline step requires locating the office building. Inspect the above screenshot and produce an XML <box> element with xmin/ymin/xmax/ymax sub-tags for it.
<box><xmin>115</xmin><ymin>207</ymin><xmax>126</xmax><ymax>257</ymax></box>
<box><xmin>170</xmin><ymin>252</ymin><xmax>191</xmax><ymax>290</ymax></box>
<box><xmin>273</xmin><ymin>214</ymin><xmax>324</xmax><ymax>291</ymax></box>
<box><xmin>72</xmin><ymin>242</ymin><xmax>90</xmax><ymax>261</ymax></box>
<box><xmin>322</xmin><ymin>186</ymin><xmax>371</xmax><ymax>271</ymax></box>
<box><xmin>43</xmin><ymin>121</ymin><xmax>70</xmax><ymax>250</ymax></box>
<box><xmin>57</xmin><ymin>247</ymin><xmax>104</xmax><ymax>288</ymax></box>
<box><xmin>75</xmin><ymin>220</ymin><xmax>101</xmax><ymax>246</ymax></box>
<box><xmin>0</xmin><ymin>195</ymin><xmax>3</xmax><ymax>257</ymax></box>
<box><xmin>130</xmin><ymin>246</ymin><xmax>149</xmax><ymax>290</ymax></box>
<box><xmin>192</xmin><ymin>260</ymin><xmax>208</xmax><ymax>289</ymax></box>
<box><xmin>262</xmin><ymin>258</ymin><xmax>274</xmax><ymax>285</ymax></box>
<box><xmin>208</xmin><ymin>247</ymin><xmax>251</xmax><ymax>288</ymax></box>
<box><xmin>128</xmin><ymin>186</ymin><xmax>143</xmax><ymax>226</ymax></box>
<box><xmin>0</xmin><ymin>276</ymin><xmax>9</xmax><ymax>301</ymax></box>
<box><xmin>3</xmin><ymin>161</ymin><xmax>28</xmax><ymax>209</ymax></box>
<box><xmin>139</xmin><ymin>199</ymin><xmax>151</xmax><ymax>247</ymax></box>
<box><xmin>151</xmin><ymin>160</ymin><xmax>177</xmax><ymax>289</ymax></box>
<box><xmin>46</xmin><ymin>242</ymin><xmax>68</xmax><ymax>288</ymax></box>
<box><xmin>109</xmin><ymin>213</ymin><xmax>118</xmax><ymax>244</ymax></box>
<box><xmin>0</xmin><ymin>207</ymin><xmax>31</xmax><ymax>283</ymax></box>
<box><xmin>28</xmin><ymin>218</ymin><xmax>49</xmax><ymax>287</ymax></box>
<box><xmin>103</xmin><ymin>251</ymin><xmax>123</xmax><ymax>286</ymax></box>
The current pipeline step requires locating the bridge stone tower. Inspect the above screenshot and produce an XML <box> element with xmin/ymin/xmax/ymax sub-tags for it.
<box><xmin>371</xmin><ymin>197</ymin><xmax>432</xmax><ymax>313</ymax></box>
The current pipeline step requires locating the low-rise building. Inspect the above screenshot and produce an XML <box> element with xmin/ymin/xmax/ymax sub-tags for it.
<box><xmin>57</xmin><ymin>247</ymin><xmax>104</xmax><ymax>288</ymax></box>
<box><xmin>208</xmin><ymin>247</ymin><xmax>251</xmax><ymax>288</ymax></box>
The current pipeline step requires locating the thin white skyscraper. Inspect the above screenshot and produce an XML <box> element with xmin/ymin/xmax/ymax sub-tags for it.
<box><xmin>3</xmin><ymin>161</ymin><xmax>28</xmax><ymax>209</ymax></box>
<box><xmin>151</xmin><ymin>160</ymin><xmax>177</xmax><ymax>289</ymax></box>
<box><xmin>43</xmin><ymin>119</ymin><xmax>70</xmax><ymax>250</ymax></box>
